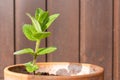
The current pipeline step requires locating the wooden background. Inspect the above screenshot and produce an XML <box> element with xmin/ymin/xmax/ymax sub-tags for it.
<box><xmin>0</xmin><ymin>0</ymin><xmax>119</xmax><ymax>80</ymax></box>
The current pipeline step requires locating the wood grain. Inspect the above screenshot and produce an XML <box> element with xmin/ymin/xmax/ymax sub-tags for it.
<box><xmin>80</xmin><ymin>0</ymin><xmax>113</xmax><ymax>80</ymax></box>
<box><xmin>114</xmin><ymin>0</ymin><xmax>120</xmax><ymax>80</ymax></box>
<box><xmin>0</xmin><ymin>0</ymin><xmax>118</xmax><ymax>79</ymax></box>
<box><xmin>15</xmin><ymin>0</ymin><xmax>46</xmax><ymax>63</ymax></box>
<box><xmin>47</xmin><ymin>0</ymin><xmax>79</xmax><ymax>62</ymax></box>
<box><xmin>0</xmin><ymin>0</ymin><xmax>14</xmax><ymax>78</ymax></box>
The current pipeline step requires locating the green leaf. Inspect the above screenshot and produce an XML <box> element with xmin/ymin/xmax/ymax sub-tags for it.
<box><xmin>25</xmin><ymin>62</ymin><xmax>39</xmax><ymax>73</ymax></box>
<box><xmin>35</xmin><ymin>8</ymin><xmax>49</xmax><ymax>24</ymax></box>
<box><xmin>35</xmin><ymin>8</ymin><xmax>49</xmax><ymax>31</ymax></box>
<box><xmin>33</xmin><ymin>32</ymin><xmax>51</xmax><ymax>40</ymax></box>
<box><xmin>35</xmin><ymin>8</ymin><xmax>44</xmax><ymax>21</ymax></box>
<box><xmin>26</xmin><ymin>13</ymin><xmax>42</xmax><ymax>32</ymax></box>
<box><xmin>45</xmin><ymin>14</ymin><xmax>60</xmax><ymax>30</ymax></box>
<box><xmin>14</xmin><ymin>48</ymin><xmax>34</xmax><ymax>55</ymax></box>
<box><xmin>40</xmin><ymin>12</ymin><xmax>49</xmax><ymax>31</ymax></box>
<box><xmin>37</xmin><ymin>47</ymin><xmax>57</xmax><ymax>55</ymax></box>
<box><xmin>40</xmin><ymin>12</ymin><xmax>49</xmax><ymax>24</ymax></box>
<box><xmin>23</xmin><ymin>24</ymin><xmax>37</xmax><ymax>41</ymax></box>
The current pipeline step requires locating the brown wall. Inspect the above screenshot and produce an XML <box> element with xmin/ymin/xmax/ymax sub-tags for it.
<box><xmin>0</xmin><ymin>0</ymin><xmax>119</xmax><ymax>80</ymax></box>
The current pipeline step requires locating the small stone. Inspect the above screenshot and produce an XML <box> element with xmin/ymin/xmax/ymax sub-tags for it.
<box><xmin>68</xmin><ymin>64</ymin><xmax>82</xmax><ymax>74</ymax></box>
<box><xmin>56</xmin><ymin>68</ymin><xmax>70</xmax><ymax>76</ymax></box>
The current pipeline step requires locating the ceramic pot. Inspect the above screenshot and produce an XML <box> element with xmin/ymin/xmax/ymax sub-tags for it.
<box><xmin>4</xmin><ymin>62</ymin><xmax>104</xmax><ymax>80</ymax></box>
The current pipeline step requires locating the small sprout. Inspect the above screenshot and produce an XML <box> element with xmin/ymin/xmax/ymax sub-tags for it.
<box><xmin>25</xmin><ymin>62</ymin><xmax>39</xmax><ymax>73</ymax></box>
<box><xmin>14</xmin><ymin>8</ymin><xmax>60</xmax><ymax>73</ymax></box>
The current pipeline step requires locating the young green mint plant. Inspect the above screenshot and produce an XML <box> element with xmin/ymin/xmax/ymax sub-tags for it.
<box><xmin>14</xmin><ymin>8</ymin><xmax>60</xmax><ymax>73</ymax></box>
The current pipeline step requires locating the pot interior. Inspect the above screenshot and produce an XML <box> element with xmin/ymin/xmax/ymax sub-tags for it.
<box><xmin>8</xmin><ymin>63</ymin><xmax>103</xmax><ymax>76</ymax></box>
<box><xmin>36</xmin><ymin>63</ymin><xmax>102</xmax><ymax>76</ymax></box>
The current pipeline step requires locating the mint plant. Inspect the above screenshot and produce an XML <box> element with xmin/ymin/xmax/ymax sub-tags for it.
<box><xmin>14</xmin><ymin>8</ymin><xmax>60</xmax><ymax>73</ymax></box>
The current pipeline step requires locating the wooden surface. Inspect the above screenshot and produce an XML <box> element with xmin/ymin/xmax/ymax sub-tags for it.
<box><xmin>114</xmin><ymin>0</ymin><xmax>120</xmax><ymax>80</ymax></box>
<box><xmin>0</xmin><ymin>0</ymin><xmax>14</xmax><ymax>79</ymax></box>
<box><xmin>47</xmin><ymin>0</ymin><xmax>79</xmax><ymax>62</ymax></box>
<box><xmin>15</xmin><ymin>0</ymin><xmax>46</xmax><ymax>64</ymax></box>
<box><xmin>0</xmin><ymin>0</ymin><xmax>120</xmax><ymax>80</ymax></box>
<box><xmin>80</xmin><ymin>0</ymin><xmax>113</xmax><ymax>80</ymax></box>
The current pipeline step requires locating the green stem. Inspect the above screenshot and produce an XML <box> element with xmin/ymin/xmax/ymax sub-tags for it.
<box><xmin>35</xmin><ymin>40</ymin><xmax>41</xmax><ymax>53</ymax></box>
<box><xmin>33</xmin><ymin>56</ymin><xmax>37</xmax><ymax>65</ymax></box>
<box><xmin>33</xmin><ymin>40</ymin><xmax>41</xmax><ymax>65</ymax></box>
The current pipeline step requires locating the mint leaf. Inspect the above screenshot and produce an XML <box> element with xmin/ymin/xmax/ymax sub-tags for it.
<box><xmin>25</xmin><ymin>62</ymin><xmax>39</xmax><ymax>73</ymax></box>
<box><xmin>23</xmin><ymin>24</ymin><xmax>37</xmax><ymax>41</ymax></box>
<box><xmin>33</xmin><ymin>32</ymin><xmax>51</xmax><ymax>40</ymax></box>
<box><xmin>14</xmin><ymin>48</ymin><xmax>34</xmax><ymax>55</ymax></box>
<box><xmin>45</xmin><ymin>14</ymin><xmax>60</xmax><ymax>30</ymax></box>
<box><xmin>26</xmin><ymin>13</ymin><xmax>42</xmax><ymax>32</ymax></box>
<box><xmin>37</xmin><ymin>47</ymin><xmax>57</xmax><ymax>55</ymax></box>
<box><xmin>35</xmin><ymin>8</ymin><xmax>44</xmax><ymax>21</ymax></box>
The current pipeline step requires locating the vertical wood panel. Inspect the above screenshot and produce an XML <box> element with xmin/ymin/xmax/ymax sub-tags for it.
<box><xmin>15</xmin><ymin>0</ymin><xmax>46</xmax><ymax>63</ymax></box>
<box><xmin>47</xmin><ymin>0</ymin><xmax>79</xmax><ymax>62</ymax></box>
<box><xmin>0</xmin><ymin>0</ymin><xmax>14</xmax><ymax>79</ymax></box>
<box><xmin>114</xmin><ymin>0</ymin><xmax>120</xmax><ymax>80</ymax></box>
<box><xmin>0</xmin><ymin>0</ymin><xmax>117</xmax><ymax>79</ymax></box>
<box><xmin>80</xmin><ymin>0</ymin><xmax>113</xmax><ymax>80</ymax></box>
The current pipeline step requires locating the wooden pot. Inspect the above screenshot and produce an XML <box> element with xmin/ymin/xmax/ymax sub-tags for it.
<box><xmin>4</xmin><ymin>62</ymin><xmax>104</xmax><ymax>80</ymax></box>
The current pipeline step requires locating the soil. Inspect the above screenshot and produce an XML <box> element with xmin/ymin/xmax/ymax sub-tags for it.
<box><xmin>9</xmin><ymin>66</ymin><xmax>57</xmax><ymax>76</ymax></box>
<box><xmin>36</xmin><ymin>72</ymin><xmax>57</xmax><ymax>76</ymax></box>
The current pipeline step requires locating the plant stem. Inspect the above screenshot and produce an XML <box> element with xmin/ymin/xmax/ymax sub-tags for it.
<box><xmin>33</xmin><ymin>40</ymin><xmax>41</xmax><ymax>65</ymax></box>
<box><xmin>35</xmin><ymin>40</ymin><xmax>41</xmax><ymax>52</ymax></box>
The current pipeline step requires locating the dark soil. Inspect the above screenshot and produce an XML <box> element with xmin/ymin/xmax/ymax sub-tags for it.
<box><xmin>9</xmin><ymin>66</ymin><xmax>29</xmax><ymax>74</ymax></box>
<box><xmin>9</xmin><ymin>66</ymin><xmax>57</xmax><ymax>76</ymax></box>
<box><xmin>36</xmin><ymin>72</ymin><xmax>57</xmax><ymax>76</ymax></box>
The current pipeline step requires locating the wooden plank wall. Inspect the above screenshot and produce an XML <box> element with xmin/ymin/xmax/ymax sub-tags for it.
<box><xmin>0</xmin><ymin>0</ymin><xmax>14</xmax><ymax>79</ymax></box>
<box><xmin>80</xmin><ymin>0</ymin><xmax>113</xmax><ymax>80</ymax></box>
<box><xmin>114</xmin><ymin>0</ymin><xmax>120</xmax><ymax>80</ymax></box>
<box><xmin>47</xmin><ymin>0</ymin><xmax>79</xmax><ymax>62</ymax></box>
<box><xmin>0</xmin><ymin>0</ymin><xmax>120</xmax><ymax>80</ymax></box>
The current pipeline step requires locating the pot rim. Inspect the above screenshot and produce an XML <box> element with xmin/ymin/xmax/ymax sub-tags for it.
<box><xmin>4</xmin><ymin>62</ymin><xmax>104</xmax><ymax>78</ymax></box>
